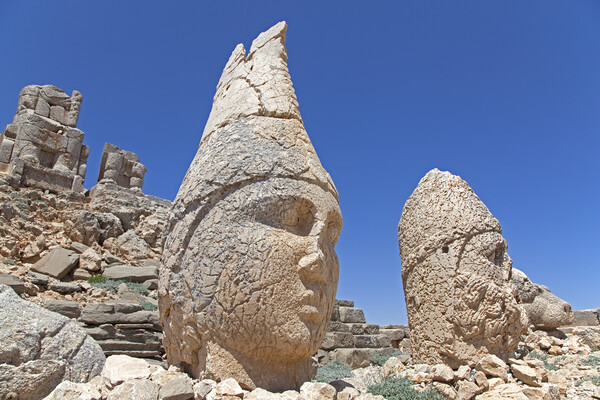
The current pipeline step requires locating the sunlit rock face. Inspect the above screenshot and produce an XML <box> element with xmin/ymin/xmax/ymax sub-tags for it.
<box><xmin>398</xmin><ymin>169</ymin><xmax>527</xmax><ymax>369</ymax></box>
<box><xmin>158</xmin><ymin>22</ymin><xmax>342</xmax><ymax>391</ymax></box>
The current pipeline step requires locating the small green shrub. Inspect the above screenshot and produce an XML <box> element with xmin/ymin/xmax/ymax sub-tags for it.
<box><xmin>371</xmin><ymin>351</ymin><xmax>404</xmax><ymax>366</ymax></box>
<box><xmin>576</xmin><ymin>376</ymin><xmax>600</xmax><ymax>387</ymax></box>
<box><xmin>314</xmin><ymin>361</ymin><xmax>353</xmax><ymax>383</ymax></box>
<box><xmin>1</xmin><ymin>259</ymin><xmax>16</xmax><ymax>265</ymax></box>
<box><xmin>32</xmin><ymin>200</ymin><xmax>48</xmax><ymax>211</ymax></box>
<box><xmin>139</xmin><ymin>301</ymin><xmax>157</xmax><ymax>311</ymax></box>
<box><xmin>368</xmin><ymin>377</ymin><xmax>445</xmax><ymax>400</ymax></box>
<box><xmin>88</xmin><ymin>274</ymin><xmax>106</xmax><ymax>283</ymax></box>
<box><xmin>581</xmin><ymin>355</ymin><xmax>600</xmax><ymax>367</ymax></box>
<box><xmin>90</xmin><ymin>279</ymin><xmax>122</xmax><ymax>292</ymax></box>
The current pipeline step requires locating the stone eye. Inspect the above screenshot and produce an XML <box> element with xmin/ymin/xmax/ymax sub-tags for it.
<box><xmin>254</xmin><ymin>196</ymin><xmax>315</xmax><ymax>236</ymax></box>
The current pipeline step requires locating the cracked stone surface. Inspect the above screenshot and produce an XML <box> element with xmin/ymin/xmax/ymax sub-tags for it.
<box><xmin>398</xmin><ymin>169</ymin><xmax>527</xmax><ymax>368</ymax></box>
<box><xmin>0</xmin><ymin>284</ymin><xmax>105</xmax><ymax>400</ymax></box>
<box><xmin>159</xmin><ymin>22</ymin><xmax>342</xmax><ymax>392</ymax></box>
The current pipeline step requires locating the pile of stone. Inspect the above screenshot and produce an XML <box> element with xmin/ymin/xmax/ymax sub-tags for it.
<box><xmin>97</xmin><ymin>143</ymin><xmax>147</xmax><ymax>190</ymax></box>
<box><xmin>80</xmin><ymin>300</ymin><xmax>163</xmax><ymax>361</ymax></box>
<box><xmin>319</xmin><ymin>300</ymin><xmax>396</xmax><ymax>369</ymax></box>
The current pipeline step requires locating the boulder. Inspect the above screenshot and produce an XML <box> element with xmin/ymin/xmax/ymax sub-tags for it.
<box><xmin>159</xmin><ymin>21</ymin><xmax>342</xmax><ymax>392</ymax></box>
<box><xmin>31</xmin><ymin>246</ymin><xmax>79</xmax><ymax>279</ymax></box>
<box><xmin>398</xmin><ymin>169</ymin><xmax>527</xmax><ymax>368</ymax></box>
<box><xmin>0</xmin><ymin>285</ymin><xmax>105</xmax><ymax>400</ymax></box>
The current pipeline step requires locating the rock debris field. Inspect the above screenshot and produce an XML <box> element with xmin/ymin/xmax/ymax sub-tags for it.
<box><xmin>0</xmin><ymin>22</ymin><xmax>599</xmax><ymax>400</ymax></box>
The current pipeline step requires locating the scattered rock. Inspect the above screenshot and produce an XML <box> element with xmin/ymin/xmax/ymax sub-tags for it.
<box><xmin>0</xmin><ymin>273</ymin><xmax>25</xmax><ymax>294</ymax></box>
<box><xmin>44</xmin><ymin>300</ymin><xmax>81</xmax><ymax>319</ymax></box>
<box><xmin>299</xmin><ymin>381</ymin><xmax>336</xmax><ymax>400</ymax></box>
<box><xmin>31</xmin><ymin>246</ymin><xmax>79</xmax><ymax>279</ymax></box>
<box><xmin>476</xmin><ymin>354</ymin><xmax>508</xmax><ymax>382</ymax></box>
<box><xmin>103</xmin><ymin>265</ymin><xmax>158</xmax><ymax>283</ymax></box>
<box><xmin>101</xmin><ymin>354</ymin><xmax>159</xmax><ymax>387</ymax></box>
<box><xmin>0</xmin><ymin>285</ymin><xmax>105</xmax><ymax>400</ymax></box>
<box><xmin>79</xmin><ymin>248</ymin><xmax>102</xmax><ymax>272</ymax></box>
<box><xmin>159</xmin><ymin>375</ymin><xmax>194</xmax><ymax>400</ymax></box>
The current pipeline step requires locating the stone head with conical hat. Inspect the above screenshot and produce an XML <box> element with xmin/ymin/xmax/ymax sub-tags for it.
<box><xmin>398</xmin><ymin>169</ymin><xmax>527</xmax><ymax>368</ymax></box>
<box><xmin>159</xmin><ymin>22</ymin><xmax>342</xmax><ymax>391</ymax></box>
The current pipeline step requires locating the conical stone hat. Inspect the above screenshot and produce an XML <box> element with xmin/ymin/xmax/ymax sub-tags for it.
<box><xmin>164</xmin><ymin>21</ymin><xmax>337</xmax><ymax>267</ymax></box>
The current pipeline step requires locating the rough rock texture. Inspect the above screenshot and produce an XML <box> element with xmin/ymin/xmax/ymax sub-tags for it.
<box><xmin>97</xmin><ymin>143</ymin><xmax>147</xmax><ymax>189</ymax></box>
<box><xmin>511</xmin><ymin>267</ymin><xmax>574</xmax><ymax>330</ymax></box>
<box><xmin>0</xmin><ymin>285</ymin><xmax>105</xmax><ymax>400</ymax></box>
<box><xmin>0</xmin><ymin>85</ymin><xmax>88</xmax><ymax>192</ymax></box>
<box><xmin>398</xmin><ymin>169</ymin><xmax>527</xmax><ymax>368</ymax></box>
<box><xmin>159</xmin><ymin>22</ymin><xmax>342</xmax><ymax>391</ymax></box>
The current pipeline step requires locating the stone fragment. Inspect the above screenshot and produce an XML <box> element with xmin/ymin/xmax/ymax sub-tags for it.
<box><xmin>67</xmin><ymin>211</ymin><xmax>124</xmax><ymax>247</ymax></box>
<box><xmin>454</xmin><ymin>365</ymin><xmax>471</xmax><ymax>381</ymax></box>
<box><xmin>31</xmin><ymin>246</ymin><xmax>79</xmax><ymax>279</ymax></box>
<box><xmin>79</xmin><ymin>248</ymin><xmax>102</xmax><ymax>272</ymax></box>
<box><xmin>0</xmin><ymin>273</ymin><xmax>25</xmax><ymax>294</ymax></box>
<box><xmin>28</xmin><ymin>270</ymin><xmax>49</xmax><ymax>286</ymax></box>
<box><xmin>430</xmin><ymin>363</ymin><xmax>454</xmax><ymax>382</ymax></box>
<box><xmin>475</xmin><ymin>383</ymin><xmax>529</xmax><ymax>400</ymax></box>
<box><xmin>103</xmin><ymin>265</ymin><xmax>158</xmax><ymax>282</ymax></box>
<box><xmin>159</xmin><ymin>22</ymin><xmax>342</xmax><ymax>392</ymax></box>
<box><xmin>44</xmin><ymin>300</ymin><xmax>81</xmax><ymax>319</ymax></box>
<box><xmin>476</xmin><ymin>355</ymin><xmax>508</xmax><ymax>382</ymax></box>
<box><xmin>72</xmin><ymin>268</ymin><xmax>92</xmax><ymax>280</ymax></box>
<box><xmin>456</xmin><ymin>380</ymin><xmax>479</xmax><ymax>400</ymax></box>
<box><xmin>511</xmin><ymin>363</ymin><xmax>542</xmax><ymax>387</ymax></box>
<box><xmin>43</xmin><ymin>381</ymin><xmax>102</xmax><ymax>400</ymax></box>
<box><xmin>511</xmin><ymin>268</ymin><xmax>573</xmax><ymax>329</ymax></box>
<box><xmin>107</xmin><ymin>230</ymin><xmax>149</xmax><ymax>260</ymax></box>
<box><xmin>245</xmin><ymin>387</ymin><xmax>282</xmax><ymax>400</ymax></box>
<box><xmin>101</xmin><ymin>355</ymin><xmax>158</xmax><ymax>387</ymax></box>
<box><xmin>473</xmin><ymin>370</ymin><xmax>489</xmax><ymax>391</ymax></box>
<box><xmin>381</xmin><ymin>356</ymin><xmax>405</xmax><ymax>378</ymax></box>
<box><xmin>79</xmin><ymin>301</ymin><xmax>159</xmax><ymax>327</ymax></box>
<box><xmin>0</xmin><ymin>285</ymin><xmax>105</xmax><ymax>400</ymax></box>
<box><xmin>193</xmin><ymin>379</ymin><xmax>216</xmax><ymax>399</ymax></box>
<box><xmin>215</xmin><ymin>378</ymin><xmax>244</xmax><ymax>397</ymax></box>
<box><xmin>107</xmin><ymin>379</ymin><xmax>159</xmax><ymax>400</ymax></box>
<box><xmin>522</xmin><ymin>384</ymin><xmax>560</xmax><ymax>400</ymax></box>
<box><xmin>432</xmin><ymin>382</ymin><xmax>458</xmax><ymax>399</ymax></box>
<box><xmin>69</xmin><ymin>241</ymin><xmax>89</xmax><ymax>254</ymax></box>
<box><xmin>144</xmin><ymin>279</ymin><xmax>158</xmax><ymax>290</ymax></box>
<box><xmin>299</xmin><ymin>381</ymin><xmax>336</xmax><ymax>400</ymax></box>
<box><xmin>159</xmin><ymin>375</ymin><xmax>194</xmax><ymax>400</ymax></box>
<box><xmin>572</xmin><ymin>326</ymin><xmax>600</xmax><ymax>349</ymax></box>
<box><xmin>354</xmin><ymin>334</ymin><xmax>391</xmax><ymax>348</ymax></box>
<box><xmin>49</xmin><ymin>282</ymin><xmax>82</xmax><ymax>294</ymax></box>
<box><xmin>398</xmin><ymin>169</ymin><xmax>527</xmax><ymax>368</ymax></box>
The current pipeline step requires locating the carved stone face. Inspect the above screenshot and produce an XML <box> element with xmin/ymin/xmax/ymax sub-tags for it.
<box><xmin>183</xmin><ymin>178</ymin><xmax>341</xmax><ymax>363</ymax></box>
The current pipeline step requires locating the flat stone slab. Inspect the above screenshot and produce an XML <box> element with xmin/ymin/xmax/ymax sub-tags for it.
<box><xmin>48</xmin><ymin>282</ymin><xmax>82</xmax><ymax>294</ymax></box>
<box><xmin>44</xmin><ymin>300</ymin><xmax>81</xmax><ymax>319</ymax></box>
<box><xmin>354</xmin><ymin>334</ymin><xmax>392</xmax><ymax>349</ymax></box>
<box><xmin>30</xmin><ymin>247</ymin><xmax>79</xmax><ymax>279</ymax></box>
<box><xmin>103</xmin><ymin>265</ymin><xmax>158</xmax><ymax>283</ymax></box>
<box><xmin>0</xmin><ymin>274</ymin><xmax>25</xmax><ymax>294</ymax></box>
<box><xmin>320</xmin><ymin>332</ymin><xmax>354</xmax><ymax>350</ymax></box>
<box><xmin>80</xmin><ymin>301</ymin><xmax>160</xmax><ymax>329</ymax></box>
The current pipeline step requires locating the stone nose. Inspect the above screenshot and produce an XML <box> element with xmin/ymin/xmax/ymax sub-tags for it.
<box><xmin>298</xmin><ymin>247</ymin><xmax>327</xmax><ymax>285</ymax></box>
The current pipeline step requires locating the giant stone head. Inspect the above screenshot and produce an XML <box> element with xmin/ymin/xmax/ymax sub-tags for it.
<box><xmin>398</xmin><ymin>169</ymin><xmax>527</xmax><ymax>368</ymax></box>
<box><xmin>158</xmin><ymin>22</ymin><xmax>342</xmax><ymax>391</ymax></box>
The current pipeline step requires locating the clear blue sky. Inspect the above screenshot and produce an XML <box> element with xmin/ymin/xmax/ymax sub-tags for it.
<box><xmin>1</xmin><ymin>1</ymin><xmax>598</xmax><ymax>325</ymax></box>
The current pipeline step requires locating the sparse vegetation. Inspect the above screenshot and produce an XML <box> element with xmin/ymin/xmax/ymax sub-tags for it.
<box><xmin>1</xmin><ymin>259</ymin><xmax>16</xmax><ymax>265</ymax></box>
<box><xmin>576</xmin><ymin>376</ymin><xmax>600</xmax><ymax>387</ymax></box>
<box><xmin>139</xmin><ymin>301</ymin><xmax>157</xmax><ymax>311</ymax></box>
<box><xmin>88</xmin><ymin>276</ymin><xmax>149</xmax><ymax>295</ymax></box>
<box><xmin>88</xmin><ymin>274</ymin><xmax>106</xmax><ymax>283</ymax></box>
<box><xmin>371</xmin><ymin>351</ymin><xmax>404</xmax><ymax>366</ymax></box>
<box><xmin>581</xmin><ymin>355</ymin><xmax>600</xmax><ymax>367</ymax></box>
<box><xmin>528</xmin><ymin>350</ymin><xmax>561</xmax><ymax>371</ymax></box>
<box><xmin>314</xmin><ymin>361</ymin><xmax>353</xmax><ymax>383</ymax></box>
<box><xmin>368</xmin><ymin>377</ymin><xmax>445</xmax><ymax>400</ymax></box>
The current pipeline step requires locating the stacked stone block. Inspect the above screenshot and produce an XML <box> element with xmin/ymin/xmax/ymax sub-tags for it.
<box><xmin>319</xmin><ymin>300</ymin><xmax>396</xmax><ymax>368</ymax></box>
<box><xmin>0</xmin><ymin>85</ymin><xmax>88</xmax><ymax>192</ymax></box>
<box><xmin>79</xmin><ymin>301</ymin><xmax>163</xmax><ymax>361</ymax></box>
<box><xmin>97</xmin><ymin>143</ymin><xmax>146</xmax><ymax>189</ymax></box>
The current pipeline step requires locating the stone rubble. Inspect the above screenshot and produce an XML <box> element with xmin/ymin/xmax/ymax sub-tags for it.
<box><xmin>97</xmin><ymin>143</ymin><xmax>147</xmax><ymax>190</ymax></box>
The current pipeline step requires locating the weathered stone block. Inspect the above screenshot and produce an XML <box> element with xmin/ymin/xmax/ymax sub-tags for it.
<box><xmin>320</xmin><ymin>332</ymin><xmax>354</xmax><ymax>350</ymax></box>
<box><xmin>31</xmin><ymin>246</ymin><xmax>79</xmax><ymax>279</ymax></box>
<box><xmin>0</xmin><ymin>274</ymin><xmax>25</xmax><ymax>294</ymax></box>
<box><xmin>44</xmin><ymin>300</ymin><xmax>81</xmax><ymax>319</ymax></box>
<box><xmin>354</xmin><ymin>334</ymin><xmax>391</xmax><ymax>349</ymax></box>
<box><xmin>103</xmin><ymin>265</ymin><xmax>158</xmax><ymax>283</ymax></box>
<box><xmin>571</xmin><ymin>309</ymin><xmax>600</xmax><ymax>326</ymax></box>
<box><xmin>338</xmin><ymin>307</ymin><xmax>366</xmax><ymax>323</ymax></box>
